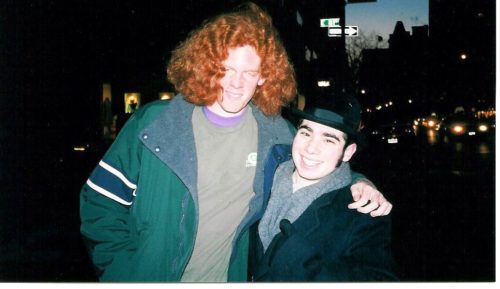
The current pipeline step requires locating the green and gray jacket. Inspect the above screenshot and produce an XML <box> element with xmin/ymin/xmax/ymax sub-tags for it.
<box><xmin>80</xmin><ymin>95</ymin><xmax>294</xmax><ymax>281</ymax></box>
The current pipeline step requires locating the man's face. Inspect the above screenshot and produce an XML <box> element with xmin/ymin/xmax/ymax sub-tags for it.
<box><xmin>292</xmin><ymin>119</ymin><xmax>357</xmax><ymax>187</ymax></box>
<box><xmin>208</xmin><ymin>45</ymin><xmax>266</xmax><ymax>117</ymax></box>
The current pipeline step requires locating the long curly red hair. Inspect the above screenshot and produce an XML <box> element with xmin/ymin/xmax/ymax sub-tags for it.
<box><xmin>167</xmin><ymin>2</ymin><xmax>297</xmax><ymax>116</ymax></box>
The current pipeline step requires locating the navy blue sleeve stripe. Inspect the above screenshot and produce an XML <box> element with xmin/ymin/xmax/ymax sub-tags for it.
<box><xmin>87</xmin><ymin>160</ymin><xmax>137</xmax><ymax>205</ymax></box>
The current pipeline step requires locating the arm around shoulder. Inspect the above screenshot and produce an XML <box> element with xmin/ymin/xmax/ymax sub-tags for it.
<box><xmin>349</xmin><ymin>170</ymin><xmax>393</xmax><ymax>216</ymax></box>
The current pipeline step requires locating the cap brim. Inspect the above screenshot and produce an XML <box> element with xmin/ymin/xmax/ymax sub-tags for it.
<box><xmin>290</xmin><ymin>108</ymin><xmax>359</xmax><ymax>141</ymax></box>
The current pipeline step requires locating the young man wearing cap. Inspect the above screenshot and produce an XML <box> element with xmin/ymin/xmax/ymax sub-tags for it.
<box><xmin>250</xmin><ymin>96</ymin><xmax>398</xmax><ymax>281</ymax></box>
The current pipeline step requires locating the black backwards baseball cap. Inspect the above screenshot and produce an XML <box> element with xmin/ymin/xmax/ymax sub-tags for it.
<box><xmin>290</xmin><ymin>93</ymin><xmax>363</xmax><ymax>143</ymax></box>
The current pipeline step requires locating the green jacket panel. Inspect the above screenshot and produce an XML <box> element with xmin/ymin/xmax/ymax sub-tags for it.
<box><xmin>81</xmin><ymin>100</ymin><xmax>198</xmax><ymax>281</ymax></box>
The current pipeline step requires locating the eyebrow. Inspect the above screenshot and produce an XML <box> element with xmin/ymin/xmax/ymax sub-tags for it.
<box><xmin>298</xmin><ymin>124</ymin><xmax>312</xmax><ymax>132</ymax></box>
<box><xmin>323</xmin><ymin>132</ymin><xmax>341</xmax><ymax>142</ymax></box>
<box><xmin>224</xmin><ymin>65</ymin><xmax>260</xmax><ymax>73</ymax></box>
<box><xmin>298</xmin><ymin>124</ymin><xmax>341</xmax><ymax>142</ymax></box>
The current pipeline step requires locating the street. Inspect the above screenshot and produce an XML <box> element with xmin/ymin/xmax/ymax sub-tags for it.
<box><xmin>352</xmin><ymin>126</ymin><xmax>495</xmax><ymax>281</ymax></box>
<box><xmin>0</xmin><ymin>125</ymin><xmax>495</xmax><ymax>281</ymax></box>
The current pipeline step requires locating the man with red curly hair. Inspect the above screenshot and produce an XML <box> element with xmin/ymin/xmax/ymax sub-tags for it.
<box><xmin>80</xmin><ymin>2</ymin><xmax>392</xmax><ymax>282</ymax></box>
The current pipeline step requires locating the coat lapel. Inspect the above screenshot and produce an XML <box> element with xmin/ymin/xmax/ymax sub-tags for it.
<box><xmin>139</xmin><ymin>96</ymin><xmax>199</xmax><ymax>204</ymax></box>
<box><xmin>289</xmin><ymin>189</ymin><xmax>344</xmax><ymax>236</ymax></box>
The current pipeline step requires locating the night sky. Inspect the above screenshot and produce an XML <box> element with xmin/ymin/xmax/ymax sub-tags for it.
<box><xmin>346</xmin><ymin>0</ymin><xmax>429</xmax><ymax>47</ymax></box>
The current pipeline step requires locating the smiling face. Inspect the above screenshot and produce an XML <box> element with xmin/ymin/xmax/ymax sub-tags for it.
<box><xmin>292</xmin><ymin>119</ymin><xmax>357</xmax><ymax>188</ymax></box>
<box><xmin>207</xmin><ymin>45</ymin><xmax>266</xmax><ymax>117</ymax></box>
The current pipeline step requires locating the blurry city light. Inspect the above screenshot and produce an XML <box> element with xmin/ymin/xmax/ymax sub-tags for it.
<box><xmin>408</xmin><ymin>99</ymin><xmax>413</xmax><ymax>103</ymax></box>
<box><xmin>427</xmin><ymin>129</ymin><xmax>437</xmax><ymax>145</ymax></box>
<box><xmin>476</xmin><ymin>109</ymin><xmax>496</xmax><ymax>118</ymax></box>
<box><xmin>478</xmin><ymin>143</ymin><xmax>490</xmax><ymax>155</ymax></box>
<box><xmin>361</xmin><ymin>89</ymin><xmax>366</xmax><ymax>94</ymax></box>
<box><xmin>452</xmin><ymin>125</ymin><xmax>465</xmax><ymax>134</ymax></box>
<box><xmin>366</xmin><ymin>108</ymin><xmax>371</xmax><ymax>113</ymax></box>
<box><xmin>376</xmin><ymin>105</ymin><xmax>382</xmax><ymax>110</ymax></box>
<box><xmin>124</xmin><ymin>93</ymin><xmax>141</xmax><ymax>113</ymax></box>
<box><xmin>385</xmin><ymin>103</ymin><xmax>389</xmax><ymax>107</ymax></box>
<box><xmin>387</xmin><ymin>137</ymin><xmax>398</xmax><ymax>144</ymax></box>
<box><xmin>317</xmin><ymin>80</ymin><xmax>330</xmax><ymax>87</ymax></box>
<box><xmin>427</xmin><ymin>120</ymin><xmax>435</xmax><ymax>127</ymax></box>
<box><xmin>74</xmin><ymin>146</ymin><xmax>86</xmax><ymax>152</ymax></box>
<box><xmin>159</xmin><ymin>92</ymin><xmax>174</xmax><ymax>100</ymax></box>
<box><xmin>460</xmin><ymin>53</ymin><xmax>467</xmax><ymax>60</ymax></box>
<box><xmin>478</xmin><ymin>124</ymin><xmax>488</xmax><ymax>132</ymax></box>
<box><xmin>389</xmin><ymin>101</ymin><xmax>393</xmax><ymax>106</ymax></box>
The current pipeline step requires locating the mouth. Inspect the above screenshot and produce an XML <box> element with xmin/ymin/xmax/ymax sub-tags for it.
<box><xmin>224</xmin><ymin>90</ymin><xmax>243</xmax><ymax>99</ymax></box>
<box><xmin>301</xmin><ymin>155</ymin><xmax>322</xmax><ymax>167</ymax></box>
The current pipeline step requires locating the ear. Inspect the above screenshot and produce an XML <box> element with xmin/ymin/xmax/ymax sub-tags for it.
<box><xmin>257</xmin><ymin>77</ymin><xmax>266</xmax><ymax>86</ymax></box>
<box><xmin>342</xmin><ymin>143</ymin><xmax>357</xmax><ymax>162</ymax></box>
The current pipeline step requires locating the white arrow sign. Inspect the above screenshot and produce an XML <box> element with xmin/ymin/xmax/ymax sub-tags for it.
<box><xmin>328</xmin><ymin>26</ymin><xmax>358</xmax><ymax>37</ymax></box>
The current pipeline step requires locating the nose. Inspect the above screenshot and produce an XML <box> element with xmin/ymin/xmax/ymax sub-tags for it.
<box><xmin>305</xmin><ymin>138</ymin><xmax>320</xmax><ymax>154</ymax></box>
<box><xmin>230</xmin><ymin>72</ymin><xmax>244</xmax><ymax>88</ymax></box>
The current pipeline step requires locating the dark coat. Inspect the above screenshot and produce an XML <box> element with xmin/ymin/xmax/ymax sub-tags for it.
<box><xmin>249</xmin><ymin>144</ymin><xmax>398</xmax><ymax>282</ymax></box>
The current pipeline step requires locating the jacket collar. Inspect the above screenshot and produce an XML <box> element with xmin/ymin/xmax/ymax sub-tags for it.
<box><xmin>139</xmin><ymin>95</ymin><xmax>199</xmax><ymax>204</ymax></box>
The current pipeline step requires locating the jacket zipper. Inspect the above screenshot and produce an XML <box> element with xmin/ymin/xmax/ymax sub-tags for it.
<box><xmin>175</xmin><ymin>191</ymin><xmax>198</xmax><ymax>279</ymax></box>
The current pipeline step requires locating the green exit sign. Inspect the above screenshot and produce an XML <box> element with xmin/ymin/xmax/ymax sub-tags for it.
<box><xmin>320</xmin><ymin>18</ymin><xmax>340</xmax><ymax>27</ymax></box>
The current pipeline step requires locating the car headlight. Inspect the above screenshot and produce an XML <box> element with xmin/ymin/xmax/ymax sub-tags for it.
<box><xmin>478</xmin><ymin>124</ymin><xmax>488</xmax><ymax>132</ymax></box>
<box><xmin>452</xmin><ymin>125</ymin><xmax>465</xmax><ymax>134</ymax></box>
